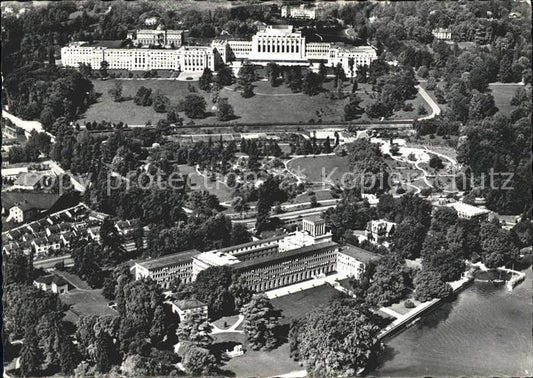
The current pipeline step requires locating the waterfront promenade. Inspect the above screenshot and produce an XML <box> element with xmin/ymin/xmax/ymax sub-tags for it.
<box><xmin>378</xmin><ymin>274</ymin><xmax>473</xmax><ymax>339</ymax></box>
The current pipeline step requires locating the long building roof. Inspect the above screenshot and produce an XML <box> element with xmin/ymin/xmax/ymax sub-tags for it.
<box><xmin>232</xmin><ymin>240</ymin><xmax>338</xmax><ymax>270</ymax></box>
<box><xmin>135</xmin><ymin>249</ymin><xmax>201</xmax><ymax>270</ymax></box>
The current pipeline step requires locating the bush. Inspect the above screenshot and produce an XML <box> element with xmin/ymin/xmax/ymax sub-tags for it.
<box><xmin>404</xmin><ymin>299</ymin><xmax>415</xmax><ymax>308</ymax></box>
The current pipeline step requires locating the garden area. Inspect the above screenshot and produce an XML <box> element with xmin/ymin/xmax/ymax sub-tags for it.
<box><xmin>489</xmin><ymin>83</ymin><xmax>524</xmax><ymax>116</ymax></box>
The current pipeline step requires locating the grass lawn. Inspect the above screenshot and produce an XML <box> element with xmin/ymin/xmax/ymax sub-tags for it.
<box><xmin>271</xmin><ymin>284</ymin><xmax>340</xmax><ymax>324</ymax></box>
<box><xmin>212</xmin><ymin>315</ymin><xmax>241</xmax><ymax>330</ymax></box>
<box><xmin>61</xmin><ymin>289</ymin><xmax>117</xmax><ymax>320</ymax></box>
<box><xmin>212</xmin><ymin>333</ymin><xmax>302</xmax><ymax>377</ymax></box>
<box><xmin>286</xmin><ymin>154</ymin><xmax>352</xmax><ymax>184</ymax></box>
<box><xmin>291</xmin><ymin>189</ymin><xmax>334</xmax><ymax>204</ymax></box>
<box><xmin>81</xmin><ymin>78</ymin><xmax>430</xmax><ymax>125</ymax></box>
<box><xmin>490</xmin><ymin>84</ymin><xmax>522</xmax><ymax>115</ymax></box>
<box><xmin>179</xmin><ymin>164</ymin><xmax>234</xmax><ymax>202</ymax></box>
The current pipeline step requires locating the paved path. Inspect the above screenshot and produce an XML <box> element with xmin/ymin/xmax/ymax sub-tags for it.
<box><xmin>264</xmin><ymin>273</ymin><xmax>347</xmax><ymax>299</ymax></box>
<box><xmin>211</xmin><ymin>315</ymin><xmax>245</xmax><ymax>334</ymax></box>
<box><xmin>2</xmin><ymin>109</ymin><xmax>55</xmax><ymax>142</ymax></box>
<box><xmin>415</xmin><ymin>84</ymin><xmax>441</xmax><ymax>121</ymax></box>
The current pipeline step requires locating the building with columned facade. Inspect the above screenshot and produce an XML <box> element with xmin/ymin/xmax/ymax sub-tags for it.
<box><xmin>61</xmin><ymin>24</ymin><xmax>377</xmax><ymax>74</ymax></box>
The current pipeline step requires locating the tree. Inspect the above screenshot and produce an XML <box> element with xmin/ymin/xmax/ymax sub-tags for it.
<box><xmin>95</xmin><ymin>332</ymin><xmax>115</xmax><ymax>373</ymax></box>
<box><xmin>238</xmin><ymin>63</ymin><xmax>257</xmax><ymax>85</ymax></box>
<box><xmin>302</xmin><ymin>71</ymin><xmax>322</xmax><ymax>96</ymax></box>
<box><xmin>315</xmin><ymin>62</ymin><xmax>326</xmax><ymax>78</ymax></box>
<box><xmin>366</xmin><ymin>255</ymin><xmax>407</xmax><ymax>306</ymax></box>
<box><xmin>176</xmin><ymin>311</ymin><xmax>213</xmax><ymax>348</ymax></box>
<box><xmin>266</xmin><ymin>62</ymin><xmax>280</xmax><ymax>86</ymax></box>
<box><xmin>216</xmin><ymin>98</ymin><xmax>234</xmax><ymax>121</ymax></box>
<box><xmin>99</xmin><ymin>60</ymin><xmax>109</xmax><ymax>77</ymax></box>
<box><xmin>182</xmin><ymin>343</ymin><xmax>218</xmax><ymax>375</ymax></box>
<box><xmin>241</xmin><ymin>82</ymin><xmax>254</xmax><ymax>98</ymax></box>
<box><xmin>241</xmin><ymin>294</ymin><xmax>281</xmax><ymax>351</ymax></box>
<box><xmin>480</xmin><ymin>222</ymin><xmax>519</xmax><ymax>268</ymax></box>
<box><xmin>290</xmin><ymin>299</ymin><xmax>381</xmax><ymax>376</ymax></box>
<box><xmin>152</xmin><ymin>91</ymin><xmax>170</xmax><ymax>113</ymax></box>
<box><xmin>392</xmin><ymin>217</ymin><xmax>427</xmax><ymax>259</ymax></box>
<box><xmin>183</xmin><ymin>94</ymin><xmax>206</xmax><ymax>119</ymax></box>
<box><xmin>108</xmin><ymin>80</ymin><xmax>123</xmax><ymax>102</ymax></box>
<box><xmin>413</xmin><ymin>270</ymin><xmax>453</xmax><ymax>302</ymax></box>
<box><xmin>3</xmin><ymin>250</ymin><xmax>33</xmax><ymax>285</ymax></box>
<box><xmin>217</xmin><ymin>64</ymin><xmax>234</xmax><ymax>86</ymax></box>
<box><xmin>230</xmin><ymin>223</ymin><xmax>252</xmax><ymax>245</ymax></box>
<box><xmin>133</xmin><ymin>86</ymin><xmax>153</xmax><ymax>106</ymax></box>
<box><xmin>199</xmin><ymin>67</ymin><xmax>213</xmax><ymax>91</ymax></box>
<box><xmin>19</xmin><ymin>327</ymin><xmax>43</xmax><ymax>377</ymax></box>
<box><xmin>429</xmin><ymin>155</ymin><xmax>444</xmax><ymax>170</ymax></box>
<box><xmin>193</xmin><ymin>266</ymin><xmax>235</xmax><ymax>318</ymax></box>
<box><xmin>422</xmin><ymin>247</ymin><xmax>465</xmax><ymax>282</ymax></box>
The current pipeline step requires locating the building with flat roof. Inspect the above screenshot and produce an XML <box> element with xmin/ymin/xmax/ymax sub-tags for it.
<box><xmin>61</xmin><ymin>24</ymin><xmax>377</xmax><ymax>75</ymax></box>
<box><xmin>336</xmin><ymin>244</ymin><xmax>380</xmax><ymax>278</ymax></box>
<box><xmin>446</xmin><ymin>202</ymin><xmax>490</xmax><ymax>220</ymax></box>
<box><xmin>169</xmin><ymin>298</ymin><xmax>208</xmax><ymax>321</ymax></box>
<box><xmin>133</xmin><ymin>249</ymin><xmax>201</xmax><ymax>289</ymax></box>
<box><xmin>281</xmin><ymin>4</ymin><xmax>317</xmax><ymax>19</ymax></box>
<box><xmin>233</xmin><ymin>241</ymin><xmax>339</xmax><ymax>292</ymax></box>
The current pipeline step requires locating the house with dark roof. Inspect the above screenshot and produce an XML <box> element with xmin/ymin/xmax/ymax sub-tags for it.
<box><xmin>2</xmin><ymin>192</ymin><xmax>63</xmax><ymax>223</ymax></box>
<box><xmin>33</xmin><ymin>274</ymin><xmax>69</xmax><ymax>294</ymax></box>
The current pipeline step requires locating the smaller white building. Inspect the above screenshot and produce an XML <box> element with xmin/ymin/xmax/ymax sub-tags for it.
<box><xmin>336</xmin><ymin>244</ymin><xmax>380</xmax><ymax>279</ymax></box>
<box><xmin>446</xmin><ymin>202</ymin><xmax>490</xmax><ymax>220</ymax></box>
<box><xmin>169</xmin><ymin>299</ymin><xmax>208</xmax><ymax>321</ymax></box>
<box><xmin>281</xmin><ymin>4</ymin><xmax>317</xmax><ymax>19</ymax></box>
<box><xmin>432</xmin><ymin>28</ymin><xmax>452</xmax><ymax>41</ymax></box>
<box><xmin>366</xmin><ymin>220</ymin><xmax>396</xmax><ymax>243</ymax></box>
<box><xmin>34</xmin><ymin>274</ymin><xmax>69</xmax><ymax>294</ymax></box>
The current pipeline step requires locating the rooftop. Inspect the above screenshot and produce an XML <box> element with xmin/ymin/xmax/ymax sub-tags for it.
<box><xmin>233</xmin><ymin>240</ymin><xmax>338</xmax><ymax>270</ymax></box>
<box><xmin>338</xmin><ymin>244</ymin><xmax>381</xmax><ymax>264</ymax></box>
<box><xmin>136</xmin><ymin>249</ymin><xmax>201</xmax><ymax>270</ymax></box>
<box><xmin>446</xmin><ymin>202</ymin><xmax>490</xmax><ymax>217</ymax></box>
<box><xmin>13</xmin><ymin>171</ymin><xmax>53</xmax><ymax>187</ymax></box>
<box><xmin>2</xmin><ymin>192</ymin><xmax>61</xmax><ymax>212</ymax></box>
<box><xmin>34</xmin><ymin>274</ymin><xmax>68</xmax><ymax>286</ymax></box>
<box><xmin>215</xmin><ymin>234</ymin><xmax>285</xmax><ymax>254</ymax></box>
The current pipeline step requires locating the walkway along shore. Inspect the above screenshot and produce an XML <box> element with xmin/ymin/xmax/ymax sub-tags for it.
<box><xmin>378</xmin><ymin>272</ymin><xmax>474</xmax><ymax>340</ymax></box>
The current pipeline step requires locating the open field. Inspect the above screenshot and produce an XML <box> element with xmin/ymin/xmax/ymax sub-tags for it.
<box><xmin>287</xmin><ymin>154</ymin><xmax>352</xmax><ymax>184</ymax></box>
<box><xmin>212</xmin><ymin>333</ymin><xmax>301</xmax><ymax>376</ymax></box>
<box><xmin>179</xmin><ymin>164</ymin><xmax>234</xmax><ymax>202</ymax></box>
<box><xmin>490</xmin><ymin>84</ymin><xmax>522</xmax><ymax>115</ymax></box>
<box><xmin>61</xmin><ymin>289</ymin><xmax>117</xmax><ymax>320</ymax></box>
<box><xmin>81</xmin><ymin>78</ymin><xmax>430</xmax><ymax>125</ymax></box>
<box><xmin>271</xmin><ymin>284</ymin><xmax>339</xmax><ymax>324</ymax></box>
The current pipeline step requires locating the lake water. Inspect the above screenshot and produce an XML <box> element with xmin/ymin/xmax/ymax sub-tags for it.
<box><xmin>372</xmin><ymin>268</ymin><xmax>533</xmax><ymax>377</ymax></box>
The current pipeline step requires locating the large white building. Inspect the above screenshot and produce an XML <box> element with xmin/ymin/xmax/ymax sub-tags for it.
<box><xmin>61</xmin><ymin>42</ymin><xmax>216</xmax><ymax>72</ymax></box>
<box><xmin>127</xmin><ymin>26</ymin><xmax>184</xmax><ymax>48</ymax></box>
<box><xmin>281</xmin><ymin>4</ymin><xmax>317</xmax><ymax>19</ymax></box>
<box><xmin>61</xmin><ymin>24</ymin><xmax>377</xmax><ymax>74</ymax></box>
<box><xmin>213</xmin><ymin>25</ymin><xmax>377</xmax><ymax>74</ymax></box>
